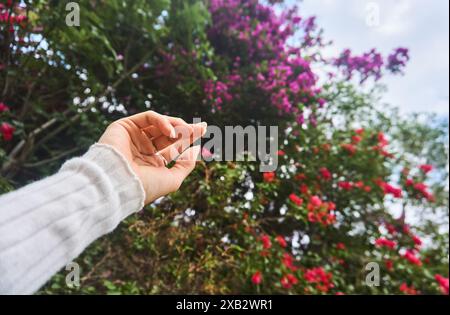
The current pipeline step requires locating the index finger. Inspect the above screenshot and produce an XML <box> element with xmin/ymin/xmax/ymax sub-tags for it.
<box><xmin>126</xmin><ymin>111</ymin><xmax>176</xmax><ymax>138</ymax></box>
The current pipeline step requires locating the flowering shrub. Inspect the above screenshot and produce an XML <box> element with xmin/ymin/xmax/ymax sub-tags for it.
<box><xmin>0</xmin><ymin>0</ymin><xmax>448</xmax><ymax>295</ymax></box>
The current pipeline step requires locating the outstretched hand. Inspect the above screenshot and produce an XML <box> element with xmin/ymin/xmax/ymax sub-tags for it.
<box><xmin>98</xmin><ymin>111</ymin><xmax>207</xmax><ymax>204</ymax></box>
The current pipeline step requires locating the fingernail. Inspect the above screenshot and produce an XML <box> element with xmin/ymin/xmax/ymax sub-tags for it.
<box><xmin>170</xmin><ymin>128</ymin><xmax>177</xmax><ymax>138</ymax></box>
<box><xmin>200</xmin><ymin>122</ymin><xmax>208</xmax><ymax>135</ymax></box>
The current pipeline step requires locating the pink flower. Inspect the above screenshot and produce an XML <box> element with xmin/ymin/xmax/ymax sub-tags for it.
<box><xmin>251</xmin><ymin>271</ymin><xmax>262</xmax><ymax>285</ymax></box>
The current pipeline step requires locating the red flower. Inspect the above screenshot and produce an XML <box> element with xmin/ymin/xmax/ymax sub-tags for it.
<box><xmin>251</xmin><ymin>271</ymin><xmax>262</xmax><ymax>285</ymax></box>
<box><xmin>352</xmin><ymin>135</ymin><xmax>362</xmax><ymax>144</ymax></box>
<box><xmin>412</xmin><ymin>235</ymin><xmax>422</xmax><ymax>247</ymax></box>
<box><xmin>0</xmin><ymin>122</ymin><xmax>15</xmax><ymax>141</ymax></box>
<box><xmin>414</xmin><ymin>182</ymin><xmax>427</xmax><ymax>192</ymax></box>
<box><xmin>325</xmin><ymin>213</ymin><xmax>336</xmax><ymax>225</ymax></box>
<box><xmin>0</xmin><ymin>102</ymin><xmax>9</xmax><ymax>112</ymax></box>
<box><xmin>355</xmin><ymin>181</ymin><xmax>364</xmax><ymax>189</ymax></box>
<box><xmin>263</xmin><ymin>172</ymin><xmax>276</xmax><ymax>183</ymax></box>
<box><xmin>276</xmin><ymin>235</ymin><xmax>287</xmax><ymax>248</ymax></box>
<box><xmin>385</xmin><ymin>260</ymin><xmax>394</xmax><ymax>271</ymax></box>
<box><xmin>419</xmin><ymin>164</ymin><xmax>433</xmax><ymax>174</ymax></box>
<box><xmin>435</xmin><ymin>274</ymin><xmax>449</xmax><ymax>295</ymax></box>
<box><xmin>289</xmin><ymin>193</ymin><xmax>303</xmax><ymax>207</ymax></box>
<box><xmin>413</xmin><ymin>182</ymin><xmax>434</xmax><ymax>201</ymax></box>
<box><xmin>403</xmin><ymin>224</ymin><xmax>411</xmax><ymax>235</ymax></box>
<box><xmin>280</xmin><ymin>276</ymin><xmax>292</xmax><ymax>289</ymax></box>
<box><xmin>403</xmin><ymin>249</ymin><xmax>422</xmax><ymax>266</ymax></box>
<box><xmin>375</xmin><ymin>237</ymin><xmax>397</xmax><ymax>250</ymax></box>
<box><xmin>261</xmin><ymin>234</ymin><xmax>272</xmax><ymax>249</ymax></box>
<box><xmin>319</xmin><ymin>167</ymin><xmax>332</xmax><ymax>180</ymax></box>
<box><xmin>399</xmin><ymin>283</ymin><xmax>418</xmax><ymax>295</ymax></box>
<box><xmin>378</xmin><ymin>132</ymin><xmax>389</xmax><ymax>147</ymax></box>
<box><xmin>386</xmin><ymin>224</ymin><xmax>397</xmax><ymax>235</ymax></box>
<box><xmin>378</xmin><ymin>181</ymin><xmax>402</xmax><ymax>198</ymax></box>
<box><xmin>286</xmin><ymin>273</ymin><xmax>298</xmax><ymax>286</ymax></box>
<box><xmin>405</xmin><ymin>178</ymin><xmax>414</xmax><ymax>186</ymax></box>
<box><xmin>322</xmin><ymin>143</ymin><xmax>331</xmax><ymax>151</ymax></box>
<box><xmin>282</xmin><ymin>253</ymin><xmax>297</xmax><ymax>271</ymax></box>
<box><xmin>336</xmin><ymin>243</ymin><xmax>346</xmax><ymax>251</ymax></box>
<box><xmin>341</xmin><ymin>143</ymin><xmax>356</xmax><ymax>155</ymax></box>
<box><xmin>304</xmin><ymin>267</ymin><xmax>334</xmax><ymax>293</ymax></box>
<box><xmin>299</xmin><ymin>184</ymin><xmax>309</xmax><ymax>194</ymax></box>
<box><xmin>309</xmin><ymin>195</ymin><xmax>322</xmax><ymax>208</ymax></box>
<box><xmin>338</xmin><ymin>181</ymin><xmax>353</xmax><ymax>191</ymax></box>
<box><xmin>307</xmin><ymin>212</ymin><xmax>316</xmax><ymax>223</ymax></box>
<box><xmin>355</xmin><ymin>128</ymin><xmax>365</xmax><ymax>135</ymax></box>
<box><xmin>363</xmin><ymin>186</ymin><xmax>372</xmax><ymax>192</ymax></box>
<box><xmin>277</xmin><ymin>150</ymin><xmax>286</xmax><ymax>156</ymax></box>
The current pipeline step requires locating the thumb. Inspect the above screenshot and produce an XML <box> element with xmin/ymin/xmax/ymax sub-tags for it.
<box><xmin>169</xmin><ymin>145</ymin><xmax>201</xmax><ymax>186</ymax></box>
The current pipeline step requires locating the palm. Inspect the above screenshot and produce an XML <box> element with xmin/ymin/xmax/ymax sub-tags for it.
<box><xmin>98</xmin><ymin>111</ymin><xmax>205</xmax><ymax>203</ymax></box>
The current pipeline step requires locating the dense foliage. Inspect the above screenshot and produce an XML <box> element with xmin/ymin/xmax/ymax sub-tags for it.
<box><xmin>0</xmin><ymin>0</ymin><xmax>448</xmax><ymax>294</ymax></box>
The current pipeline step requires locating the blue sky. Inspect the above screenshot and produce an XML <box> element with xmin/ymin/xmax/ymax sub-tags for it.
<box><xmin>297</xmin><ymin>0</ymin><xmax>449</xmax><ymax>118</ymax></box>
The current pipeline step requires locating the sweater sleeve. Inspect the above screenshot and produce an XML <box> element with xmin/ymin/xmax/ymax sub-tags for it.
<box><xmin>0</xmin><ymin>143</ymin><xmax>146</xmax><ymax>295</ymax></box>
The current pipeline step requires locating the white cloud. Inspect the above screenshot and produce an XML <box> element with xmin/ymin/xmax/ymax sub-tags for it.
<box><xmin>297</xmin><ymin>0</ymin><xmax>449</xmax><ymax>117</ymax></box>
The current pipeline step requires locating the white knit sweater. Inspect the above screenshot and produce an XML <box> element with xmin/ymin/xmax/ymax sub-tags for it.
<box><xmin>0</xmin><ymin>144</ymin><xmax>146</xmax><ymax>294</ymax></box>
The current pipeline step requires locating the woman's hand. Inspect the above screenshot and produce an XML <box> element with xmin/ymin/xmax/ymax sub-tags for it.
<box><xmin>98</xmin><ymin>111</ymin><xmax>207</xmax><ymax>204</ymax></box>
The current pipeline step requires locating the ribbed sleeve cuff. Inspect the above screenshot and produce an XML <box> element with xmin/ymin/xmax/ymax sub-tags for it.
<box><xmin>0</xmin><ymin>143</ymin><xmax>146</xmax><ymax>294</ymax></box>
<box><xmin>61</xmin><ymin>143</ymin><xmax>146</xmax><ymax>219</ymax></box>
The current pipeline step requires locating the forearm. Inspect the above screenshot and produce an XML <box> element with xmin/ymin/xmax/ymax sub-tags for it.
<box><xmin>0</xmin><ymin>144</ymin><xmax>145</xmax><ymax>294</ymax></box>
